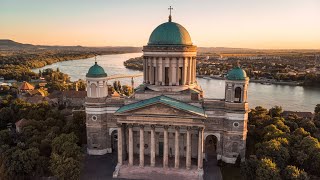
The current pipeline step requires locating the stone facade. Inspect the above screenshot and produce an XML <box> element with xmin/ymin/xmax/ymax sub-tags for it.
<box><xmin>85</xmin><ymin>16</ymin><xmax>249</xmax><ymax>179</ymax></box>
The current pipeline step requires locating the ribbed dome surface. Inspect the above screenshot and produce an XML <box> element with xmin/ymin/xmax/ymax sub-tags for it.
<box><xmin>86</xmin><ymin>62</ymin><xmax>107</xmax><ymax>78</ymax></box>
<box><xmin>148</xmin><ymin>22</ymin><xmax>192</xmax><ymax>45</ymax></box>
<box><xmin>227</xmin><ymin>67</ymin><xmax>248</xmax><ymax>80</ymax></box>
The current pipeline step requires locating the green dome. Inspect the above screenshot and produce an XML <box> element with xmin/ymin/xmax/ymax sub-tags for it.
<box><xmin>86</xmin><ymin>62</ymin><xmax>107</xmax><ymax>78</ymax></box>
<box><xmin>148</xmin><ymin>22</ymin><xmax>193</xmax><ymax>45</ymax></box>
<box><xmin>227</xmin><ymin>67</ymin><xmax>248</xmax><ymax>80</ymax></box>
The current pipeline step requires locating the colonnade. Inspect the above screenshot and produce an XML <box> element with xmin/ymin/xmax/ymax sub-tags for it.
<box><xmin>117</xmin><ymin>123</ymin><xmax>204</xmax><ymax>170</ymax></box>
<box><xmin>143</xmin><ymin>57</ymin><xmax>197</xmax><ymax>86</ymax></box>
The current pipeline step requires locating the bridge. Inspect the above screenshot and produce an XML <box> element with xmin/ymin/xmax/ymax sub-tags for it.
<box><xmin>106</xmin><ymin>73</ymin><xmax>143</xmax><ymax>80</ymax></box>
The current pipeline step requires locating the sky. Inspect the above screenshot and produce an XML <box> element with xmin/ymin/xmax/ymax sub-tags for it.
<box><xmin>1</xmin><ymin>0</ymin><xmax>320</xmax><ymax>49</ymax></box>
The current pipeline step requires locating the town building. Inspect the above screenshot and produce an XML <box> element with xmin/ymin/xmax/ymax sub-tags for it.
<box><xmin>85</xmin><ymin>13</ymin><xmax>249</xmax><ymax>179</ymax></box>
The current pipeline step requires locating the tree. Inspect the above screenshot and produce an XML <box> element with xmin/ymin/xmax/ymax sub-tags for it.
<box><xmin>0</xmin><ymin>130</ymin><xmax>13</xmax><ymax>146</ymax></box>
<box><xmin>269</xmin><ymin>106</ymin><xmax>283</xmax><ymax>118</ymax></box>
<box><xmin>315</xmin><ymin>104</ymin><xmax>320</xmax><ymax>122</ymax></box>
<box><xmin>0</xmin><ymin>107</ymin><xmax>14</xmax><ymax>129</ymax></box>
<box><xmin>291</xmin><ymin>136</ymin><xmax>320</xmax><ymax>172</ymax></box>
<box><xmin>50</xmin><ymin>154</ymin><xmax>81</xmax><ymax>180</ymax></box>
<box><xmin>2</xmin><ymin>147</ymin><xmax>40</xmax><ymax>178</ymax></box>
<box><xmin>256</xmin><ymin>158</ymin><xmax>281</xmax><ymax>180</ymax></box>
<box><xmin>283</xmin><ymin>165</ymin><xmax>309</xmax><ymax>180</ymax></box>
<box><xmin>256</xmin><ymin>139</ymin><xmax>290</xmax><ymax>168</ymax></box>
<box><xmin>50</xmin><ymin>133</ymin><xmax>82</xmax><ymax>180</ymax></box>
<box><xmin>262</xmin><ymin>124</ymin><xmax>285</xmax><ymax>141</ymax></box>
<box><xmin>64</xmin><ymin>111</ymin><xmax>87</xmax><ymax>144</ymax></box>
<box><xmin>122</xmin><ymin>85</ymin><xmax>133</xmax><ymax>96</ymax></box>
<box><xmin>241</xmin><ymin>156</ymin><xmax>259</xmax><ymax>180</ymax></box>
<box><xmin>315</xmin><ymin>104</ymin><xmax>320</xmax><ymax>114</ymax></box>
<box><xmin>273</xmin><ymin>118</ymin><xmax>290</xmax><ymax>133</ymax></box>
<box><xmin>249</xmin><ymin>106</ymin><xmax>271</xmax><ymax>127</ymax></box>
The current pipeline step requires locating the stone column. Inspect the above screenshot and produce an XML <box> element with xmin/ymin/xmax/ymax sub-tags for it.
<box><xmin>182</xmin><ymin>58</ymin><xmax>186</xmax><ymax>85</ymax></box>
<box><xmin>198</xmin><ymin>127</ymin><xmax>203</xmax><ymax>170</ymax></box>
<box><xmin>190</xmin><ymin>58</ymin><xmax>193</xmax><ymax>84</ymax></box>
<box><xmin>143</xmin><ymin>58</ymin><xmax>146</xmax><ymax>83</ymax></box>
<box><xmin>176</xmin><ymin>58</ymin><xmax>180</xmax><ymax>85</ymax></box>
<box><xmin>174</xmin><ymin>126</ymin><xmax>180</xmax><ymax>169</ymax></box>
<box><xmin>193</xmin><ymin>57</ymin><xmax>197</xmax><ymax>83</ymax></box>
<box><xmin>139</xmin><ymin>125</ymin><xmax>144</xmax><ymax>167</ymax></box>
<box><xmin>147</xmin><ymin>57</ymin><xmax>151</xmax><ymax>84</ymax></box>
<box><xmin>191</xmin><ymin>58</ymin><xmax>195</xmax><ymax>84</ymax></box>
<box><xmin>117</xmin><ymin>123</ymin><xmax>123</xmax><ymax>165</ymax></box>
<box><xmin>146</xmin><ymin>58</ymin><xmax>149</xmax><ymax>84</ymax></box>
<box><xmin>150</xmin><ymin>125</ymin><xmax>156</xmax><ymax>167</ymax></box>
<box><xmin>186</xmin><ymin>126</ymin><xmax>192</xmax><ymax>169</ymax></box>
<box><xmin>128</xmin><ymin>124</ymin><xmax>133</xmax><ymax>166</ymax></box>
<box><xmin>162</xmin><ymin>58</ymin><xmax>166</xmax><ymax>86</ymax></box>
<box><xmin>163</xmin><ymin>125</ymin><xmax>169</xmax><ymax>168</ymax></box>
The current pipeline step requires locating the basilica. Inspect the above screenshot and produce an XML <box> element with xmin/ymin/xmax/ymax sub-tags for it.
<box><xmin>85</xmin><ymin>13</ymin><xmax>249</xmax><ymax>179</ymax></box>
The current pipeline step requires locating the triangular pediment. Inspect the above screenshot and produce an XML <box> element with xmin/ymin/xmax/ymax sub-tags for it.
<box><xmin>131</xmin><ymin>103</ymin><xmax>199</xmax><ymax>117</ymax></box>
<box><xmin>115</xmin><ymin>95</ymin><xmax>206</xmax><ymax>118</ymax></box>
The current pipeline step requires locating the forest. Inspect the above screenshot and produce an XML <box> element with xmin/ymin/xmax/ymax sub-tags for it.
<box><xmin>0</xmin><ymin>95</ymin><xmax>86</xmax><ymax>179</ymax></box>
<box><xmin>240</xmin><ymin>105</ymin><xmax>320</xmax><ymax>180</ymax></box>
<box><xmin>1</xmin><ymin>95</ymin><xmax>320</xmax><ymax>179</ymax></box>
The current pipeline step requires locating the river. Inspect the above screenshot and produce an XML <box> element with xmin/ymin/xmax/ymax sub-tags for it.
<box><xmin>32</xmin><ymin>53</ymin><xmax>320</xmax><ymax>112</ymax></box>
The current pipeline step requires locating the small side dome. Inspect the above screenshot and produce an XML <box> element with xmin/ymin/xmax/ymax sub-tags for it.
<box><xmin>86</xmin><ymin>62</ymin><xmax>107</xmax><ymax>78</ymax></box>
<box><xmin>148</xmin><ymin>22</ymin><xmax>192</xmax><ymax>45</ymax></box>
<box><xmin>227</xmin><ymin>67</ymin><xmax>248</xmax><ymax>80</ymax></box>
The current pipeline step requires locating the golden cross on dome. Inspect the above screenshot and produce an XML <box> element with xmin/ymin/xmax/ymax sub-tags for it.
<box><xmin>168</xmin><ymin>6</ymin><xmax>173</xmax><ymax>22</ymax></box>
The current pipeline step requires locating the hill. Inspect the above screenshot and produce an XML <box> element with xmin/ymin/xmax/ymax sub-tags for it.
<box><xmin>0</xmin><ymin>39</ymin><xmax>142</xmax><ymax>53</ymax></box>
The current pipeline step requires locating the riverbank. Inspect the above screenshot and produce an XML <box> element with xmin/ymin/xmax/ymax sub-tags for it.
<box><xmin>197</xmin><ymin>75</ymin><xmax>302</xmax><ymax>86</ymax></box>
<box><xmin>0</xmin><ymin>51</ymin><xmax>141</xmax><ymax>82</ymax></box>
<box><xmin>124</xmin><ymin>57</ymin><xmax>309</xmax><ymax>87</ymax></box>
<box><xmin>29</xmin><ymin>53</ymin><xmax>320</xmax><ymax>112</ymax></box>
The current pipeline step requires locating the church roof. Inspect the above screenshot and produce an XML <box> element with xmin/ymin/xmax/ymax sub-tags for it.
<box><xmin>86</xmin><ymin>62</ymin><xmax>107</xmax><ymax>78</ymax></box>
<box><xmin>116</xmin><ymin>95</ymin><xmax>205</xmax><ymax>116</ymax></box>
<box><xmin>226</xmin><ymin>67</ymin><xmax>248</xmax><ymax>81</ymax></box>
<box><xmin>148</xmin><ymin>22</ymin><xmax>193</xmax><ymax>46</ymax></box>
<box><xmin>19</xmin><ymin>81</ymin><xmax>34</xmax><ymax>91</ymax></box>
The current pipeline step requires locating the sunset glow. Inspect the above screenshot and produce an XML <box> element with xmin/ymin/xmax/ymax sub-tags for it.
<box><xmin>1</xmin><ymin>0</ymin><xmax>319</xmax><ymax>49</ymax></box>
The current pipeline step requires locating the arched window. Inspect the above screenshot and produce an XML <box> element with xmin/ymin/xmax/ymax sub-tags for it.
<box><xmin>90</xmin><ymin>83</ymin><xmax>97</xmax><ymax>97</ymax></box>
<box><xmin>234</xmin><ymin>87</ymin><xmax>242</xmax><ymax>103</ymax></box>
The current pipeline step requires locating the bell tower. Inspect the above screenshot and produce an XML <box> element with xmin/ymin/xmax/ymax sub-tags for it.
<box><xmin>86</xmin><ymin>62</ymin><xmax>108</xmax><ymax>98</ymax></box>
<box><xmin>85</xmin><ymin>61</ymin><xmax>110</xmax><ymax>155</ymax></box>
<box><xmin>225</xmin><ymin>65</ymin><xmax>249</xmax><ymax>103</ymax></box>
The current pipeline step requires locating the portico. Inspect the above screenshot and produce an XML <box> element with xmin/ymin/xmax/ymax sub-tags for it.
<box><xmin>114</xmin><ymin>95</ymin><xmax>206</xmax><ymax>171</ymax></box>
<box><xmin>117</xmin><ymin>123</ymin><xmax>204</xmax><ymax>170</ymax></box>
